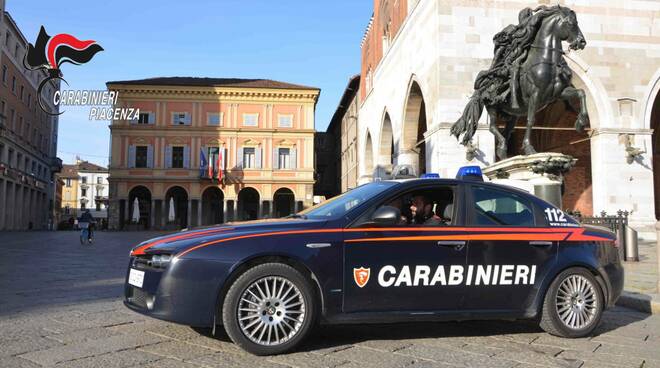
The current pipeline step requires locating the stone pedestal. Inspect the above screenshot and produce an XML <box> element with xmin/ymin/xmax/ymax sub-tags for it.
<box><xmin>482</xmin><ymin>152</ymin><xmax>577</xmax><ymax>207</ymax></box>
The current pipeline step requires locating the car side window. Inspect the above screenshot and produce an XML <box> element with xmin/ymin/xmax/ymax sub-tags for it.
<box><xmin>470</xmin><ymin>186</ymin><xmax>534</xmax><ymax>226</ymax></box>
<box><xmin>362</xmin><ymin>185</ymin><xmax>456</xmax><ymax>227</ymax></box>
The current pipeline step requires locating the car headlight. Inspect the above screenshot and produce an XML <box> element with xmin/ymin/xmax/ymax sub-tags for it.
<box><xmin>150</xmin><ymin>254</ymin><xmax>172</xmax><ymax>268</ymax></box>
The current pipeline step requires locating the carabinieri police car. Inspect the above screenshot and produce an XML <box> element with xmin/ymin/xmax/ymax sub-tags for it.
<box><xmin>124</xmin><ymin>166</ymin><xmax>623</xmax><ymax>355</ymax></box>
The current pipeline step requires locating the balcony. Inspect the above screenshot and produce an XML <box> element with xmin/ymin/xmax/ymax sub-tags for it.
<box><xmin>51</xmin><ymin>157</ymin><xmax>63</xmax><ymax>173</ymax></box>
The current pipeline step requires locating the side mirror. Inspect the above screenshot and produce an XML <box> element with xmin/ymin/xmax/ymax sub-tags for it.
<box><xmin>371</xmin><ymin>206</ymin><xmax>401</xmax><ymax>226</ymax></box>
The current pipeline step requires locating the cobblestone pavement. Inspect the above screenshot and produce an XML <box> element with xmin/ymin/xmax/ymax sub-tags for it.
<box><xmin>1</xmin><ymin>231</ymin><xmax>659</xmax><ymax>368</ymax></box>
<box><xmin>623</xmin><ymin>239</ymin><xmax>658</xmax><ymax>294</ymax></box>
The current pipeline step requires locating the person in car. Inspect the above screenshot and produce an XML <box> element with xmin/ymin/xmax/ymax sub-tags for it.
<box><xmin>410</xmin><ymin>194</ymin><xmax>443</xmax><ymax>226</ymax></box>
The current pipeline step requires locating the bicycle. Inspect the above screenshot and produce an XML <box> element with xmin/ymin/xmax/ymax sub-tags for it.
<box><xmin>79</xmin><ymin>222</ymin><xmax>92</xmax><ymax>245</ymax></box>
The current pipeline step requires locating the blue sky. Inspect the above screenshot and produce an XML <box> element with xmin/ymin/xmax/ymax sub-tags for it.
<box><xmin>8</xmin><ymin>0</ymin><xmax>372</xmax><ymax>166</ymax></box>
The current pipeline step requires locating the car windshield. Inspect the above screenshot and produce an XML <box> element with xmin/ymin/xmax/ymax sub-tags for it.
<box><xmin>297</xmin><ymin>181</ymin><xmax>397</xmax><ymax>219</ymax></box>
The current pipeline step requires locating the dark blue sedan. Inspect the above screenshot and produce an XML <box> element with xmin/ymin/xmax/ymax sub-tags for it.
<box><xmin>124</xmin><ymin>167</ymin><xmax>623</xmax><ymax>355</ymax></box>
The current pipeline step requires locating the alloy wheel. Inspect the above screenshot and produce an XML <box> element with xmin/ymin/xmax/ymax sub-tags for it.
<box><xmin>237</xmin><ymin>276</ymin><xmax>306</xmax><ymax>346</ymax></box>
<box><xmin>555</xmin><ymin>274</ymin><xmax>598</xmax><ymax>330</ymax></box>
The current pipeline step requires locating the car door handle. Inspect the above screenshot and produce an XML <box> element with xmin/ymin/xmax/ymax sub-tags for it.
<box><xmin>437</xmin><ymin>240</ymin><xmax>466</xmax><ymax>250</ymax></box>
<box><xmin>306</xmin><ymin>243</ymin><xmax>332</xmax><ymax>249</ymax></box>
<box><xmin>529</xmin><ymin>241</ymin><xmax>553</xmax><ymax>246</ymax></box>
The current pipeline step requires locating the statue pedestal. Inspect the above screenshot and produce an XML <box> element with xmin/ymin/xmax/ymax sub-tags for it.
<box><xmin>482</xmin><ymin>152</ymin><xmax>577</xmax><ymax>207</ymax></box>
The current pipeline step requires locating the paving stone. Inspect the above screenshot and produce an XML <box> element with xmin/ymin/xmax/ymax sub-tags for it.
<box><xmin>328</xmin><ymin>346</ymin><xmax>419</xmax><ymax>368</ymax></box>
<box><xmin>53</xmin><ymin>350</ymin><xmax>162</xmax><ymax>368</ymax></box>
<box><xmin>144</xmin><ymin>324</ymin><xmax>202</xmax><ymax>341</ymax></box>
<box><xmin>396</xmin><ymin>344</ymin><xmax>517</xmax><ymax>368</ymax></box>
<box><xmin>45</xmin><ymin>326</ymin><xmax>122</xmax><ymax>344</ymax></box>
<box><xmin>130</xmin><ymin>358</ymin><xmax>202</xmax><ymax>368</ymax></box>
<box><xmin>268</xmin><ymin>351</ymin><xmax>350</xmax><ymax>368</ymax></box>
<box><xmin>137</xmin><ymin>340</ymin><xmax>216</xmax><ymax>361</ymax></box>
<box><xmin>189</xmin><ymin>352</ymin><xmax>289</xmax><ymax>368</ymax></box>
<box><xmin>354</xmin><ymin>338</ymin><xmax>413</xmax><ymax>352</ymax></box>
<box><xmin>0</xmin><ymin>356</ymin><xmax>42</xmax><ymax>368</ymax></box>
<box><xmin>557</xmin><ymin>349</ymin><xmax>644</xmax><ymax>367</ymax></box>
<box><xmin>493</xmin><ymin>350</ymin><xmax>582</xmax><ymax>368</ymax></box>
<box><xmin>532</xmin><ymin>335</ymin><xmax>600</xmax><ymax>352</ymax></box>
<box><xmin>0</xmin><ymin>334</ymin><xmax>63</xmax><ymax>356</ymax></box>
<box><xmin>18</xmin><ymin>332</ymin><xmax>165</xmax><ymax>366</ymax></box>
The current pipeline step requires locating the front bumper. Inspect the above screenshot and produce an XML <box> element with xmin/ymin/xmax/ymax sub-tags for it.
<box><xmin>124</xmin><ymin>256</ymin><xmax>233</xmax><ymax>326</ymax></box>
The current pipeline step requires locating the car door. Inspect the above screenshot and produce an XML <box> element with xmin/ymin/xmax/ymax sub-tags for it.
<box><xmin>342</xmin><ymin>183</ymin><xmax>468</xmax><ymax>313</ymax></box>
<box><xmin>463</xmin><ymin>184</ymin><xmax>558</xmax><ymax>313</ymax></box>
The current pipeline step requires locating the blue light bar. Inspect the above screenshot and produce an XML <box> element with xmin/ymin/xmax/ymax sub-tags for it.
<box><xmin>456</xmin><ymin>166</ymin><xmax>483</xmax><ymax>181</ymax></box>
<box><xmin>420</xmin><ymin>173</ymin><xmax>440</xmax><ymax>179</ymax></box>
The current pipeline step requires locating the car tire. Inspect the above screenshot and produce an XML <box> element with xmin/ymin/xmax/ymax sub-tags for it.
<box><xmin>222</xmin><ymin>263</ymin><xmax>317</xmax><ymax>355</ymax></box>
<box><xmin>539</xmin><ymin>267</ymin><xmax>604</xmax><ymax>338</ymax></box>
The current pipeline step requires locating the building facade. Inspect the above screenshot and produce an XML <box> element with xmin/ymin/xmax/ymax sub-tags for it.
<box><xmin>0</xmin><ymin>6</ymin><xmax>61</xmax><ymax>231</ymax></box>
<box><xmin>106</xmin><ymin>77</ymin><xmax>319</xmax><ymax>230</ymax></box>
<box><xmin>356</xmin><ymin>0</ymin><xmax>660</xmax><ymax>235</ymax></box>
<box><xmin>59</xmin><ymin>164</ymin><xmax>79</xmax><ymax>222</ymax></box>
<box><xmin>77</xmin><ymin>160</ymin><xmax>109</xmax><ymax>221</ymax></box>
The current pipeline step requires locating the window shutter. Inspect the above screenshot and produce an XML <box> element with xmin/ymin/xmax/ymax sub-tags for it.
<box><xmin>148</xmin><ymin>112</ymin><xmax>155</xmax><ymax>124</ymax></box>
<box><xmin>273</xmin><ymin>148</ymin><xmax>279</xmax><ymax>169</ymax></box>
<box><xmin>222</xmin><ymin>147</ymin><xmax>227</xmax><ymax>170</ymax></box>
<box><xmin>237</xmin><ymin>147</ymin><xmax>244</xmax><ymax>168</ymax></box>
<box><xmin>290</xmin><ymin>147</ymin><xmax>297</xmax><ymax>169</ymax></box>
<box><xmin>185</xmin><ymin>113</ymin><xmax>192</xmax><ymax>125</ymax></box>
<box><xmin>255</xmin><ymin>147</ymin><xmax>262</xmax><ymax>169</ymax></box>
<box><xmin>164</xmin><ymin>145</ymin><xmax>172</xmax><ymax>168</ymax></box>
<box><xmin>128</xmin><ymin>145</ymin><xmax>135</xmax><ymax>168</ymax></box>
<box><xmin>147</xmin><ymin>145</ymin><xmax>154</xmax><ymax>168</ymax></box>
<box><xmin>171</xmin><ymin>113</ymin><xmax>176</xmax><ymax>125</ymax></box>
<box><xmin>183</xmin><ymin>145</ymin><xmax>190</xmax><ymax>168</ymax></box>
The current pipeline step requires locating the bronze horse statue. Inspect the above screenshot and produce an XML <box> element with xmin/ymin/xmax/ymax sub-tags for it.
<box><xmin>451</xmin><ymin>5</ymin><xmax>589</xmax><ymax>160</ymax></box>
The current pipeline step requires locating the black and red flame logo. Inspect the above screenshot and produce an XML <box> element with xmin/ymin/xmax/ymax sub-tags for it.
<box><xmin>23</xmin><ymin>26</ymin><xmax>103</xmax><ymax>115</ymax></box>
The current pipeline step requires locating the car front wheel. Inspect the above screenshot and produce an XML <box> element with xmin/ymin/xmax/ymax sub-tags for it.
<box><xmin>539</xmin><ymin>267</ymin><xmax>604</xmax><ymax>338</ymax></box>
<box><xmin>222</xmin><ymin>263</ymin><xmax>316</xmax><ymax>355</ymax></box>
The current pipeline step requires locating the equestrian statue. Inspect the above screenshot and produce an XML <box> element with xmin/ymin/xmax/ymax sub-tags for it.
<box><xmin>451</xmin><ymin>5</ymin><xmax>589</xmax><ymax>160</ymax></box>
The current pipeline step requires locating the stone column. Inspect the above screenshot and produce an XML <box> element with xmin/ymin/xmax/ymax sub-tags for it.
<box><xmin>233</xmin><ymin>200</ymin><xmax>238</xmax><ymax>221</ymax></box>
<box><xmin>187</xmin><ymin>200</ymin><xmax>192</xmax><ymax>229</ymax></box>
<box><xmin>162</xmin><ymin>199</ymin><xmax>168</xmax><ymax>227</ymax></box>
<box><xmin>269</xmin><ymin>200</ymin><xmax>275</xmax><ymax>218</ymax></box>
<box><xmin>150</xmin><ymin>200</ymin><xmax>156</xmax><ymax>229</ymax></box>
<box><xmin>656</xmin><ymin>221</ymin><xmax>660</xmax><ymax>293</ymax></box>
<box><xmin>197</xmin><ymin>199</ymin><xmax>203</xmax><ymax>227</ymax></box>
<box><xmin>124</xmin><ymin>199</ymin><xmax>130</xmax><ymax>226</ymax></box>
<box><xmin>222</xmin><ymin>200</ymin><xmax>228</xmax><ymax>223</ymax></box>
<box><xmin>258</xmin><ymin>200</ymin><xmax>263</xmax><ymax>219</ymax></box>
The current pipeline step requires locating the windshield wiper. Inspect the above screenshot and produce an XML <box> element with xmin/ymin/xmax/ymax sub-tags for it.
<box><xmin>285</xmin><ymin>214</ymin><xmax>307</xmax><ymax>219</ymax></box>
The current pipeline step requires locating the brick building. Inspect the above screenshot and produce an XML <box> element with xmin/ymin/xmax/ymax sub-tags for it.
<box><xmin>0</xmin><ymin>5</ymin><xmax>61</xmax><ymax>230</ymax></box>
<box><xmin>354</xmin><ymin>0</ymin><xmax>660</xmax><ymax>235</ymax></box>
<box><xmin>106</xmin><ymin>77</ymin><xmax>319</xmax><ymax>230</ymax></box>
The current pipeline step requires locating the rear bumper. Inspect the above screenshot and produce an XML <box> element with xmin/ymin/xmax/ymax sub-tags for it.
<box><xmin>600</xmin><ymin>260</ymin><xmax>624</xmax><ymax>308</ymax></box>
<box><xmin>123</xmin><ymin>257</ymin><xmax>233</xmax><ymax>327</ymax></box>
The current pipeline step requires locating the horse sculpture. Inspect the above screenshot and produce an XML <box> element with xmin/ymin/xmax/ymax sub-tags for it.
<box><xmin>451</xmin><ymin>5</ymin><xmax>589</xmax><ymax>160</ymax></box>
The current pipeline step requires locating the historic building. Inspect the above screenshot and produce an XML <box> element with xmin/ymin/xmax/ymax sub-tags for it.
<box><xmin>58</xmin><ymin>160</ymin><xmax>108</xmax><ymax>224</ymax></box>
<box><xmin>0</xmin><ymin>7</ymin><xmax>61</xmax><ymax>231</ymax></box>
<box><xmin>315</xmin><ymin>75</ymin><xmax>360</xmax><ymax>199</ymax></box>
<box><xmin>59</xmin><ymin>164</ymin><xmax>79</xmax><ymax>222</ymax></box>
<box><xmin>106</xmin><ymin>77</ymin><xmax>319</xmax><ymax>230</ymax></box>
<box><xmin>355</xmin><ymin>0</ymin><xmax>660</xmax><ymax>236</ymax></box>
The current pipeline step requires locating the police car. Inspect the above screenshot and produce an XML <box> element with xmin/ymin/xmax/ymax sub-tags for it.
<box><xmin>124</xmin><ymin>166</ymin><xmax>623</xmax><ymax>355</ymax></box>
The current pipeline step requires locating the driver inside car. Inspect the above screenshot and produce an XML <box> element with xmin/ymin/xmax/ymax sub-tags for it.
<box><xmin>410</xmin><ymin>194</ymin><xmax>443</xmax><ymax>226</ymax></box>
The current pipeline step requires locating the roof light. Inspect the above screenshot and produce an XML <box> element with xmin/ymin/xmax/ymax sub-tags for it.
<box><xmin>456</xmin><ymin>166</ymin><xmax>483</xmax><ymax>182</ymax></box>
<box><xmin>420</xmin><ymin>173</ymin><xmax>440</xmax><ymax>179</ymax></box>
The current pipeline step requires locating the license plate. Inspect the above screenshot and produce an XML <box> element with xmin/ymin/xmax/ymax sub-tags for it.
<box><xmin>128</xmin><ymin>268</ymin><xmax>145</xmax><ymax>288</ymax></box>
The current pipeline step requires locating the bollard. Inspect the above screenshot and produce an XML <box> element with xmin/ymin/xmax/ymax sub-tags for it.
<box><xmin>624</xmin><ymin>225</ymin><xmax>639</xmax><ymax>262</ymax></box>
<box><xmin>616</xmin><ymin>225</ymin><xmax>626</xmax><ymax>261</ymax></box>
